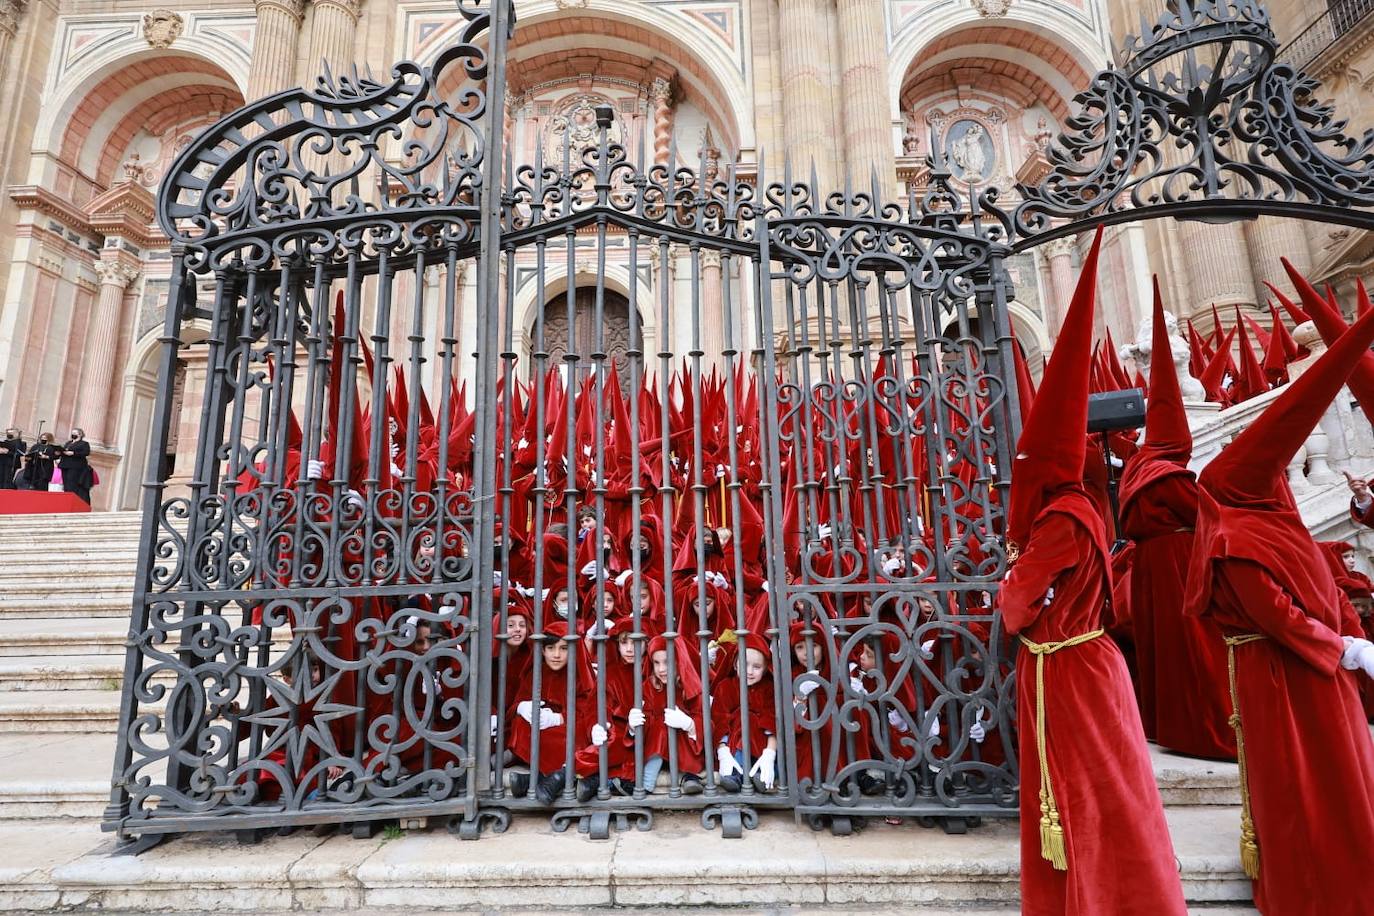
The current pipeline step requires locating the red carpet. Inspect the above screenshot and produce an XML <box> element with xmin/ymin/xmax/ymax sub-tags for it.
<box><xmin>0</xmin><ymin>490</ymin><xmax>91</xmax><ymax>514</ymax></box>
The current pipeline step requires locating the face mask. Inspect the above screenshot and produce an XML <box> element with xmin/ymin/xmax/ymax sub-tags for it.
<box><xmin>70</xmin><ymin>434</ymin><xmax>78</xmax><ymax>440</ymax></box>
<box><xmin>882</xmin><ymin>557</ymin><xmax>902</xmax><ymax>575</ymax></box>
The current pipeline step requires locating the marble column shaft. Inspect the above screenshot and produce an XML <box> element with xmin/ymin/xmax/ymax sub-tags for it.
<box><xmin>1044</xmin><ymin>236</ymin><xmax>1077</xmax><ymax>339</ymax></box>
<box><xmin>700</xmin><ymin>248</ymin><xmax>724</xmax><ymax>366</ymax></box>
<box><xmin>1244</xmin><ymin>215</ymin><xmax>1313</xmax><ymax>307</ymax></box>
<box><xmin>80</xmin><ymin>255</ymin><xmax>140</xmax><ymax>443</ymax></box>
<box><xmin>1177</xmin><ymin>221</ymin><xmax>1256</xmax><ymax>333</ymax></box>
<box><xmin>304</xmin><ymin>0</ymin><xmax>361</xmax><ymax>80</ymax></box>
<box><xmin>836</xmin><ymin>0</ymin><xmax>894</xmax><ymax>187</ymax></box>
<box><xmin>247</xmin><ymin>0</ymin><xmax>305</xmax><ymax>100</ymax></box>
<box><xmin>778</xmin><ymin>0</ymin><xmax>838</xmax><ymax>189</ymax></box>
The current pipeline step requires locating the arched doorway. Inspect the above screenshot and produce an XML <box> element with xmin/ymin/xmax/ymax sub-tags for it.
<box><xmin>539</xmin><ymin>287</ymin><xmax>642</xmax><ymax>386</ymax></box>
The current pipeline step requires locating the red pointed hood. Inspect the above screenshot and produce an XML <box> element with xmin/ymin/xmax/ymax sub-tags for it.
<box><xmin>1200</xmin><ymin>303</ymin><xmax>1374</xmax><ymax>510</ymax></box>
<box><xmin>1231</xmin><ymin>305</ymin><xmax>1270</xmax><ymax>402</ymax></box>
<box><xmin>1137</xmin><ymin>278</ymin><xmax>1192</xmax><ymax>466</ymax></box>
<box><xmin>1265</xmin><ymin>280</ymin><xmax>1311</xmax><ymax>325</ymax></box>
<box><xmin>1281</xmin><ymin>259</ymin><xmax>1374</xmax><ymax>428</ymax></box>
<box><xmin>1007</xmin><ymin>226</ymin><xmax>1103</xmax><ymax>550</ymax></box>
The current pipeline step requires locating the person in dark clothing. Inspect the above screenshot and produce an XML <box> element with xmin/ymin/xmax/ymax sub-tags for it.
<box><xmin>0</xmin><ymin>428</ymin><xmax>24</xmax><ymax>489</ymax></box>
<box><xmin>17</xmin><ymin>432</ymin><xmax>58</xmax><ymax>491</ymax></box>
<box><xmin>59</xmin><ymin>428</ymin><xmax>94</xmax><ymax>504</ymax></box>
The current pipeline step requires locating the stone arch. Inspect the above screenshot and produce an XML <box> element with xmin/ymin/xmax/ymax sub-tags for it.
<box><xmin>513</xmin><ymin>262</ymin><xmax>655</xmax><ymax>365</ymax></box>
<box><xmin>425</xmin><ymin>2</ymin><xmax>750</xmax><ymax>155</ymax></box>
<box><xmin>887</xmin><ymin>10</ymin><xmax>1107</xmax><ymax>126</ymax></box>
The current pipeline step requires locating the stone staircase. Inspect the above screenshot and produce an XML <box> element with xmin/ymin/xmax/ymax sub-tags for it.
<box><xmin>0</xmin><ymin>510</ymin><xmax>1256</xmax><ymax>912</ymax></box>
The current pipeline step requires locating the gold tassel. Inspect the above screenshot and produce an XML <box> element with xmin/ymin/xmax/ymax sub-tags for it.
<box><xmin>1020</xmin><ymin>629</ymin><xmax>1103</xmax><ymax>874</ymax></box>
<box><xmin>1239</xmin><ymin>818</ymin><xmax>1260</xmax><ymax>880</ymax></box>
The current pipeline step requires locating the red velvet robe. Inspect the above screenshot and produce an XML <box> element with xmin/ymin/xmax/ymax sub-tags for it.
<box><xmin>1201</xmin><ymin>559</ymin><xmax>1374</xmax><ymax>915</ymax></box>
<box><xmin>1000</xmin><ymin>494</ymin><xmax>1185</xmax><ymax>916</ymax></box>
<box><xmin>1118</xmin><ymin>468</ymin><xmax>1235</xmax><ymax>759</ymax></box>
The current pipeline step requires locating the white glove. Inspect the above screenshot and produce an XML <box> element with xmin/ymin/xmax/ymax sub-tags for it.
<box><xmin>663</xmin><ymin>706</ymin><xmax>695</xmax><ymax>735</ymax></box>
<box><xmin>389</xmin><ymin>462</ymin><xmax>403</xmax><ymax>479</ymax></box>
<box><xmin>489</xmin><ymin>714</ymin><xmax>499</xmax><ymax>737</ymax></box>
<box><xmin>709</xmin><ymin>571</ymin><xmax>729</xmax><ymax>590</ymax></box>
<box><xmin>516</xmin><ymin>700</ymin><xmax>534</xmax><ymax>723</ymax></box>
<box><xmin>1341</xmin><ymin>636</ymin><xmax>1374</xmax><ymax>677</ymax></box>
<box><xmin>306</xmin><ymin>458</ymin><xmax>325</xmax><ymax>480</ymax></box>
<box><xmin>760</xmin><ymin>580</ymin><xmax>769</xmax><ymax>593</ymax></box>
<box><xmin>969</xmin><ymin>712</ymin><xmax>986</xmax><ymax>744</ymax></box>
<box><xmin>615</xmin><ymin>569</ymin><xmax>633</xmax><ymax>587</ymax></box>
<box><xmin>926</xmin><ymin>714</ymin><xmax>941</xmax><ymax>739</ymax></box>
<box><xmin>707</xmin><ymin>643</ymin><xmax>720</xmax><ymax>665</ymax></box>
<box><xmin>888</xmin><ymin>709</ymin><xmax>910</xmax><ymax>733</ymax></box>
<box><xmin>749</xmin><ymin>748</ymin><xmax>777</xmax><ymax>789</ymax></box>
<box><xmin>849</xmin><ymin>675</ymin><xmax>868</xmax><ymax>696</ymax></box>
<box><xmin>628</xmin><ymin>707</ymin><xmax>645</xmax><ymax>731</ymax></box>
<box><xmin>797</xmin><ymin>672</ymin><xmax>820</xmax><ymax>698</ymax></box>
<box><xmin>919</xmin><ymin>638</ymin><xmax>936</xmax><ymax>660</ymax></box>
<box><xmin>344</xmin><ymin>488</ymin><xmax>364</xmax><ymax>510</ymax></box>
<box><xmin>536</xmin><ymin>706</ymin><xmax>564</xmax><ymax>730</ymax></box>
<box><xmin>580</xmin><ymin>561</ymin><xmax>600</xmax><ymax>579</ymax></box>
<box><xmin>591</xmin><ymin>723</ymin><xmax>609</xmax><ymax>747</ymax></box>
<box><xmin>717</xmin><ymin>745</ymin><xmax>743</xmax><ymax>778</ymax></box>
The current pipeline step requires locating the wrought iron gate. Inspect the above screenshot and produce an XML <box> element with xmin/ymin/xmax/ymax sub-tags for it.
<box><xmin>106</xmin><ymin>0</ymin><xmax>1374</xmax><ymax>848</ymax></box>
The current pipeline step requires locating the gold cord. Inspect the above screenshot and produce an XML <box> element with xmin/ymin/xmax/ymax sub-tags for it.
<box><xmin>1018</xmin><ymin>628</ymin><xmax>1105</xmax><ymax>872</ymax></box>
<box><xmin>1224</xmin><ymin>633</ymin><xmax>1267</xmax><ymax>880</ymax></box>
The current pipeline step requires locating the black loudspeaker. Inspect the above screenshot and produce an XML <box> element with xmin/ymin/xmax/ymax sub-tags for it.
<box><xmin>1087</xmin><ymin>388</ymin><xmax>1146</xmax><ymax>433</ymax></box>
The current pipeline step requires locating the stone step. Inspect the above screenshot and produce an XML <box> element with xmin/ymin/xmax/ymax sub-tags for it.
<box><xmin>0</xmin><ymin>596</ymin><xmax>133</xmax><ymax>620</ymax></box>
<box><xmin>0</xmin><ymin>655</ymin><xmax>128</xmax><ymax>692</ymax></box>
<box><xmin>0</xmin><ymin>690</ymin><xmax>130</xmax><ymax>734</ymax></box>
<box><xmin>0</xmin><ymin>805</ymin><xmax>1254</xmax><ymax>912</ymax></box>
<box><xmin>0</xmin><ymin>734</ymin><xmax>113</xmax><ymax>821</ymax></box>
<box><xmin>0</xmin><ymin>618</ymin><xmax>128</xmax><ymax>658</ymax></box>
<box><xmin>0</xmin><ymin>578</ymin><xmax>136</xmax><ymax>598</ymax></box>
<box><xmin>1149</xmin><ymin>745</ymin><xmax>1240</xmax><ymax>807</ymax></box>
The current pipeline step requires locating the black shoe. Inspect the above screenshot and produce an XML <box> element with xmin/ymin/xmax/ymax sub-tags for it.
<box><xmin>509</xmin><ymin>772</ymin><xmax>530</xmax><ymax>797</ymax></box>
<box><xmin>750</xmin><ymin>774</ymin><xmax>770</xmax><ymax>794</ymax></box>
<box><xmin>536</xmin><ymin>771</ymin><xmax>566</xmax><ymax>805</ymax></box>
<box><xmin>680</xmin><ymin>773</ymin><xmax>704</xmax><ymax>795</ymax></box>
<box><xmin>610</xmin><ymin>777</ymin><xmax>633</xmax><ymax>797</ymax></box>
<box><xmin>576</xmin><ymin>776</ymin><xmax>597</xmax><ymax>803</ymax></box>
<box><xmin>857</xmin><ymin>772</ymin><xmax>884</xmax><ymax>796</ymax></box>
<box><xmin>717</xmin><ymin>774</ymin><xmax>742</xmax><ymax>793</ymax></box>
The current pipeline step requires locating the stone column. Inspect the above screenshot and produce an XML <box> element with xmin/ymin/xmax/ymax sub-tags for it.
<box><xmin>0</xmin><ymin>1</ymin><xmax>26</xmax><ymax>73</ymax></box>
<box><xmin>163</xmin><ymin>348</ymin><xmax>208</xmax><ymax>502</ymax></box>
<box><xmin>836</xmin><ymin>0</ymin><xmax>894</xmax><ymax>188</ymax></box>
<box><xmin>304</xmin><ymin>0</ymin><xmax>360</xmax><ymax>79</ymax></box>
<box><xmin>778</xmin><ymin>0</ymin><xmax>838</xmax><ymax>189</ymax></box>
<box><xmin>247</xmin><ymin>0</ymin><xmax>305</xmax><ymax>100</ymax></box>
<box><xmin>648</xmin><ymin>77</ymin><xmax>674</xmax><ymax>167</ymax></box>
<box><xmin>78</xmin><ymin>254</ymin><xmax>140</xmax><ymax>444</ymax></box>
<box><xmin>1244</xmin><ymin>215</ymin><xmax>1313</xmax><ymax>306</ymax></box>
<box><xmin>1044</xmin><ymin>235</ymin><xmax>1077</xmax><ymax>339</ymax></box>
<box><xmin>1177</xmin><ymin>220</ymin><xmax>1256</xmax><ymax>334</ymax></box>
<box><xmin>701</xmin><ymin>248</ymin><xmax>724</xmax><ymax>366</ymax></box>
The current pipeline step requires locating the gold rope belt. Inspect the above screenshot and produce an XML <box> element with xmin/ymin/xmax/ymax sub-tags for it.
<box><xmin>1018</xmin><ymin>628</ymin><xmax>1105</xmax><ymax>872</ymax></box>
<box><xmin>1224</xmin><ymin>633</ymin><xmax>1267</xmax><ymax>881</ymax></box>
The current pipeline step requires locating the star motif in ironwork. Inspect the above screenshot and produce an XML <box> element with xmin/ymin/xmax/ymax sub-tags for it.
<box><xmin>241</xmin><ymin>668</ymin><xmax>360</xmax><ymax>774</ymax></box>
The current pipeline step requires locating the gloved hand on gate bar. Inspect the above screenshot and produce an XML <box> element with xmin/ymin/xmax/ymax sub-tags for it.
<box><xmin>887</xmin><ymin>708</ymin><xmax>911</xmax><ymax>733</ymax></box>
<box><xmin>796</xmin><ymin>672</ymin><xmax>820</xmax><ymax>699</ymax></box>
<box><xmin>516</xmin><ymin>700</ymin><xmax>534</xmax><ymax>722</ymax></box>
<box><xmin>969</xmin><ymin>711</ymin><xmax>987</xmax><ymax>744</ymax></box>
<box><xmin>749</xmin><ymin>748</ymin><xmax>777</xmax><ymax>790</ymax></box>
<box><xmin>627</xmin><ymin>707</ymin><xmax>645</xmax><ymax>732</ymax></box>
<box><xmin>591</xmin><ymin>723</ymin><xmax>609</xmax><ymax>747</ymax></box>
<box><xmin>306</xmin><ymin>458</ymin><xmax>325</xmax><ymax>481</ymax></box>
<box><xmin>489</xmin><ymin>714</ymin><xmax>499</xmax><ymax>737</ymax></box>
<box><xmin>535</xmin><ymin>705</ymin><xmax>564</xmax><ymax>730</ymax></box>
<box><xmin>717</xmin><ymin>745</ymin><xmax>743</xmax><ymax>778</ymax></box>
<box><xmin>663</xmin><ymin>706</ymin><xmax>695</xmax><ymax>736</ymax></box>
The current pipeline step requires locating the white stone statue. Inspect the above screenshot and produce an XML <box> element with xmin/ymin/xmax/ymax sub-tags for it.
<box><xmin>949</xmin><ymin>123</ymin><xmax>988</xmax><ymax>184</ymax></box>
<box><xmin>1121</xmin><ymin>308</ymin><xmax>1206</xmax><ymax>401</ymax></box>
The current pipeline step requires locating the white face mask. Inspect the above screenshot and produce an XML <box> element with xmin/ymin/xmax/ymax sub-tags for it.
<box><xmin>882</xmin><ymin>557</ymin><xmax>902</xmax><ymax>575</ymax></box>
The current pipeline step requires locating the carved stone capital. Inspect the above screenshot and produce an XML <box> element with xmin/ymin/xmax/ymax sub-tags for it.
<box><xmin>700</xmin><ymin>248</ymin><xmax>723</xmax><ymax>270</ymax></box>
<box><xmin>648</xmin><ymin>77</ymin><xmax>673</xmax><ymax>106</ymax></box>
<box><xmin>0</xmin><ymin>0</ymin><xmax>26</xmax><ymax>38</ymax></box>
<box><xmin>142</xmin><ymin>9</ymin><xmax>184</xmax><ymax>49</ymax></box>
<box><xmin>1044</xmin><ymin>235</ymin><xmax>1077</xmax><ymax>259</ymax></box>
<box><xmin>312</xmin><ymin>0</ymin><xmax>362</xmax><ymax>20</ymax></box>
<box><xmin>970</xmin><ymin>0</ymin><xmax>1013</xmax><ymax>17</ymax></box>
<box><xmin>95</xmin><ymin>255</ymin><xmax>141</xmax><ymax>289</ymax></box>
<box><xmin>256</xmin><ymin>0</ymin><xmax>306</xmax><ymax>21</ymax></box>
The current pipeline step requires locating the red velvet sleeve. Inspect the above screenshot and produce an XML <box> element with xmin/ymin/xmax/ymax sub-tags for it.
<box><xmin>1216</xmin><ymin>559</ymin><xmax>1345</xmax><ymax>675</ymax></box>
<box><xmin>999</xmin><ymin>512</ymin><xmax>1083</xmax><ymax>635</ymax></box>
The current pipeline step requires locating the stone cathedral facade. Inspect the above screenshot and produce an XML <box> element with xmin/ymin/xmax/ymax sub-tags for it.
<box><xmin>0</xmin><ymin>0</ymin><xmax>1369</xmax><ymax>510</ymax></box>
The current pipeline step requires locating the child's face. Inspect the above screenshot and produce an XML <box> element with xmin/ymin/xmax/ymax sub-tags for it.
<box><xmin>858</xmin><ymin>643</ymin><xmax>877</xmax><ymax>673</ymax></box>
<box><xmin>579</xmin><ymin>515</ymin><xmax>597</xmax><ymax>533</ymax></box>
<box><xmin>617</xmin><ymin>632</ymin><xmax>637</xmax><ymax>665</ymax></box>
<box><xmin>745</xmin><ymin>648</ymin><xmax>767</xmax><ymax>686</ymax></box>
<box><xmin>601</xmin><ymin>592</ymin><xmax>616</xmax><ymax>614</ymax></box>
<box><xmin>917</xmin><ymin>597</ymin><xmax>937</xmax><ymax>622</ymax></box>
<box><xmin>793</xmin><ymin>640</ymin><xmax>817</xmax><ymax>668</ymax></box>
<box><xmin>506</xmin><ymin>615</ymin><xmax>528</xmax><ymax>647</ymax></box>
<box><xmin>1355</xmin><ymin>597</ymin><xmax>1373</xmax><ymax>618</ymax></box>
<box><xmin>1344</xmin><ymin>550</ymin><xmax>1359</xmax><ymax>573</ymax></box>
<box><xmin>554</xmin><ymin>589</ymin><xmax>569</xmax><ymax>609</ymax></box>
<box><xmin>544</xmin><ymin>639</ymin><xmax>569</xmax><ymax>671</ymax></box>
<box><xmin>651</xmin><ymin>649</ymin><xmax>668</xmax><ymax>686</ymax></box>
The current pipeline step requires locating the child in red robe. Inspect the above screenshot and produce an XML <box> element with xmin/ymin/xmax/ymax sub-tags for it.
<box><xmin>711</xmin><ymin>633</ymin><xmax>779</xmax><ymax>793</ymax></box>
